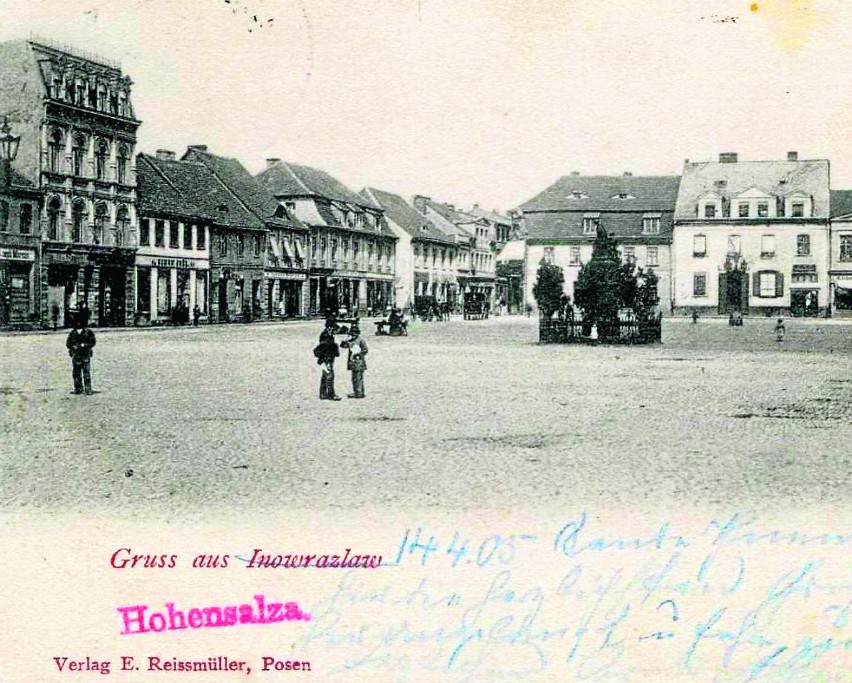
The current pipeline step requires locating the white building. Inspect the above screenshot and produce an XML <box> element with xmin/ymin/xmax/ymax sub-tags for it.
<box><xmin>829</xmin><ymin>190</ymin><xmax>852</xmax><ymax>316</ymax></box>
<box><xmin>673</xmin><ymin>152</ymin><xmax>830</xmax><ymax>317</ymax></box>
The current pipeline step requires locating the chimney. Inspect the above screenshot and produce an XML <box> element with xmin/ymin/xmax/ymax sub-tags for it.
<box><xmin>155</xmin><ymin>149</ymin><xmax>175</xmax><ymax>161</ymax></box>
<box><xmin>684</xmin><ymin>159</ymin><xmax>690</xmax><ymax>164</ymax></box>
<box><xmin>266</xmin><ymin>158</ymin><xmax>281</xmax><ymax>169</ymax></box>
<box><xmin>719</xmin><ymin>152</ymin><xmax>738</xmax><ymax>164</ymax></box>
<box><xmin>623</xmin><ymin>171</ymin><xmax>632</xmax><ymax>176</ymax></box>
<box><xmin>413</xmin><ymin>195</ymin><xmax>431</xmax><ymax>215</ymax></box>
<box><xmin>787</xmin><ymin>151</ymin><xmax>798</xmax><ymax>161</ymax></box>
<box><xmin>473</xmin><ymin>203</ymin><xmax>479</xmax><ymax>209</ymax></box>
<box><xmin>187</xmin><ymin>144</ymin><xmax>208</xmax><ymax>153</ymax></box>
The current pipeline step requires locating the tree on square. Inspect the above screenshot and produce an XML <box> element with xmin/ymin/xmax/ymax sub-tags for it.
<box><xmin>532</xmin><ymin>258</ymin><xmax>566</xmax><ymax>319</ymax></box>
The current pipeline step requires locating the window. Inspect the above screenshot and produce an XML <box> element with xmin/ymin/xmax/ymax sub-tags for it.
<box><xmin>72</xmin><ymin>200</ymin><xmax>86</xmax><ymax>243</ymax></box>
<box><xmin>140</xmin><ymin>218</ymin><xmax>150</xmax><ymax>246</ymax></box>
<box><xmin>48</xmin><ymin>196</ymin><xmax>61</xmax><ymax>239</ymax></box>
<box><xmin>237</xmin><ymin>234</ymin><xmax>244</xmax><ymax>256</ymax></box>
<box><xmin>115</xmin><ymin>206</ymin><xmax>129</xmax><ymax>246</ymax></box>
<box><xmin>19</xmin><ymin>203</ymin><xmax>31</xmax><ymax>234</ymax></box>
<box><xmin>0</xmin><ymin>201</ymin><xmax>8</xmax><ymax>230</ymax></box>
<box><xmin>728</xmin><ymin>235</ymin><xmax>741</xmax><ymax>254</ymax></box>
<box><xmin>738</xmin><ymin>203</ymin><xmax>750</xmax><ymax>218</ymax></box>
<box><xmin>704</xmin><ymin>204</ymin><xmax>716</xmax><ymax>219</ymax></box>
<box><xmin>693</xmin><ymin>273</ymin><xmax>707</xmax><ymax>297</ymax></box>
<box><xmin>643</xmin><ymin>216</ymin><xmax>661</xmax><ymax>234</ymax></box>
<box><xmin>117</xmin><ymin>145</ymin><xmax>129</xmax><ymax>184</ymax></box>
<box><xmin>623</xmin><ymin>246</ymin><xmax>635</xmax><ymax>264</ymax></box>
<box><xmin>761</xmin><ymin>234</ymin><xmax>776</xmax><ymax>258</ymax></box>
<box><xmin>181</xmin><ymin>224</ymin><xmax>190</xmax><ymax>250</ymax></box>
<box><xmin>93</xmin><ymin>203</ymin><xmax>107</xmax><ymax>244</ymax></box>
<box><xmin>219</xmin><ymin>233</ymin><xmax>228</xmax><ymax>256</ymax></box>
<box><xmin>88</xmin><ymin>85</ymin><xmax>97</xmax><ymax>108</ymax></box>
<box><xmin>797</xmin><ymin>234</ymin><xmax>810</xmax><ymax>256</ymax></box>
<box><xmin>75</xmin><ymin>82</ymin><xmax>85</xmax><ymax>106</ymax></box>
<box><xmin>582</xmin><ymin>215</ymin><xmax>599</xmax><ymax>234</ymax></box>
<box><xmin>792</xmin><ymin>202</ymin><xmax>804</xmax><ymax>218</ymax></box>
<box><xmin>311</xmin><ymin>236</ymin><xmax>317</xmax><ymax>258</ymax></box>
<box><xmin>72</xmin><ymin>134</ymin><xmax>86</xmax><ymax>176</ymax></box>
<box><xmin>155</xmin><ymin>220</ymin><xmax>165</xmax><ymax>247</ymax></box>
<box><xmin>543</xmin><ymin>247</ymin><xmax>555</xmax><ymax>264</ymax></box>
<box><xmin>254</xmin><ymin>234</ymin><xmax>262</xmax><ymax>257</ymax></box>
<box><xmin>840</xmin><ymin>235</ymin><xmax>852</xmax><ymax>262</ymax></box>
<box><xmin>757</xmin><ymin>202</ymin><xmax>769</xmax><ymax>218</ymax></box>
<box><xmin>331</xmin><ymin>238</ymin><xmax>338</xmax><ymax>261</ymax></box>
<box><xmin>49</xmin><ymin>130</ymin><xmax>63</xmax><ymax>173</ymax></box>
<box><xmin>792</xmin><ymin>265</ymin><xmax>817</xmax><ymax>283</ymax></box>
<box><xmin>647</xmin><ymin>246</ymin><xmax>658</xmax><ymax>266</ymax></box>
<box><xmin>52</xmin><ymin>77</ymin><xmax>63</xmax><ymax>100</ymax></box>
<box><xmin>168</xmin><ymin>222</ymin><xmax>179</xmax><ymax>249</ymax></box>
<box><xmin>95</xmin><ymin>139</ymin><xmax>108</xmax><ymax>181</ymax></box>
<box><xmin>693</xmin><ymin>234</ymin><xmax>706</xmax><ymax>257</ymax></box>
<box><xmin>757</xmin><ymin>271</ymin><xmax>782</xmax><ymax>298</ymax></box>
<box><xmin>109</xmin><ymin>94</ymin><xmax>118</xmax><ymax>115</ymax></box>
<box><xmin>97</xmin><ymin>86</ymin><xmax>107</xmax><ymax>111</ymax></box>
<box><xmin>568</xmin><ymin>191</ymin><xmax>589</xmax><ymax>200</ymax></box>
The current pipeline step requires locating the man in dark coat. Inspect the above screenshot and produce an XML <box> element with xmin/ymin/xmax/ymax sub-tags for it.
<box><xmin>66</xmin><ymin>312</ymin><xmax>96</xmax><ymax>395</ymax></box>
<box><xmin>314</xmin><ymin>321</ymin><xmax>341</xmax><ymax>401</ymax></box>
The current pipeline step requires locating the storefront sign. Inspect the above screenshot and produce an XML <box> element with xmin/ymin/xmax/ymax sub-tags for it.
<box><xmin>264</xmin><ymin>271</ymin><xmax>307</xmax><ymax>281</ymax></box>
<box><xmin>136</xmin><ymin>255</ymin><xmax>209</xmax><ymax>270</ymax></box>
<box><xmin>0</xmin><ymin>247</ymin><xmax>35</xmax><ymax>262</ymax></box>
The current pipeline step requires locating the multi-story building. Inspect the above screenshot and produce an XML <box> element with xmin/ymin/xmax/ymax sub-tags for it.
<box><xmin>829</xmin><ymin>190</ymin><xmax>852</xmax><ymax>316</ymax></box>
<box><xmin>0</xmin><ymin>162</ymin><xmax>42</xmax><ymax>328</ymax></box>
<box><xmin>0</xmin><ymin>39</ymin><xmax>140</xmax><ymax>327</ymax></box>
<box><xmin>518</xmin><ymin>173</ymin><xmax>680</xmax><ymax>312</ymax></box>
<box><xmin>412</xmin><ymin>196</ymin><xmax>495</xmax><ymax>306</ymax></box>
<box><xmin>255</xmin><ymin>160</ymin><xmax>396</xmax><ymax>316</ymax></box>
<box><xmin>183</xmin><ymin>149</ymin><xmax>311</xmax><ymax>318</ymax></box>
<box><xmin>673</xmin><ymin>152</ymin><xmax>830</xmax><ymax>317</ymax></box>
<box><xmin>361</xmin><ymin>187</ymin><xmax>461</xmax><ymax>308</ymax></box>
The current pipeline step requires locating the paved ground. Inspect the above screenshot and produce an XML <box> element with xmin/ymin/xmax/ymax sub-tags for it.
<box><xmin>1</xmin><ymin>315</ymin><xmax>851</xmax><ymax>514</ymax></box>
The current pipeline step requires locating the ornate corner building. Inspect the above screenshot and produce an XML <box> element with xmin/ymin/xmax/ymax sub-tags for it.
<box><xmin>0</xmin><ymin>39</ymin><xmax>140</xmax><ymax>328</ymax></box>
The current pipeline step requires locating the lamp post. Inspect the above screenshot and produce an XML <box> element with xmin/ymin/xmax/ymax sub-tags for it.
<box><xmin>0</xmin><ymin>116</ymin><xmax>21</xmax><ymax>189</ymax></box>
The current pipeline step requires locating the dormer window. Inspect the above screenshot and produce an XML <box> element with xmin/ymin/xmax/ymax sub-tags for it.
<box><xmin>738</xmin><ymin>203</ymin><xmax>750</xmax><ymax>218</ymax></box>
<box><xmin>568</xmin><ymin>191</ymin><xmax>589</xmax><ymax>200</ymax></box>
<box><xmin>792</xmin><ymin>202</ymin><xmax>804</xmax><ymax>218</ymax></box>
<box><xmin>643</xmin><ymin>213</ymin><xmax>661</xmax><ymax>234</ymax></box>
<box><xmin>757</xmin><ymin>202</ymin><xmax>769</xmax><ymax>218</ymax></box>
<box><xmin>612</xmin><ymin>193</ymin><xmax>636</xmax><ymax>200</ymax></box>
<box><xmin>218</xmin><ymin>204</ymin><xmax>229</xmax><ymax>213</ymax></box>
<box><xmin>582</xmin><ymin>213</ymin><xmax>600</xmax><ymax>234</ymax></box>
<box><xmin>704</xmin><ymin>204</ymin><xmax>717</xmax><ymax>218</ymax></box>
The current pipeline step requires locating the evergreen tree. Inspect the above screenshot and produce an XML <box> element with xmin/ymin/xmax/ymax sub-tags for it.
<box><xmin>532</xmin><ymin>259</ymin><xmax>565</xmax><ymax>319</ymax></box>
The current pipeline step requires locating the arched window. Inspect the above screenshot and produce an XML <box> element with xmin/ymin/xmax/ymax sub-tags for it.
<box><xmin>117</xmin><ymin>145</ymin><xmax>129</xmax><ymax>184</ymax></box>
<box><xmin>72</xmin><ymin>199</ymin><xmax>87</xmax><ymax>243</ymax></box>
<box><xmin>95</xmin><ymin>139</ymin><xmax>108</xmax><ymax>180</ymax></box>
<box><xmin>49</xmin><ymin>129</ymin><xmax>63</xmax><ymax>173</ymax></box>
<box><xmin>72</xmin><ymin>134</ymin><xmax>86</xmax><ymax>177</ymax></box>
<box><xmin>48</xmin><ymin>196</ymin><xmax>62</xmax><ymax>240</ymax></box>
<box><xmin>93</xmin><ymin>203</ymin><xmax>108</xmax><ymax>244</ymax></box>
<box><xmin>115</xmin><ymin>206</ymin><xmax>129</xmax><ymax>246</ymax></box>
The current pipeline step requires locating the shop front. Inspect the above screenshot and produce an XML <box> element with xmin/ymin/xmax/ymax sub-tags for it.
<box><xmin>831</xmin><ymin>274</ymin><xmax>852</xmax><ymax>317</ymax></box>
<box><xmin>135</xmin><ymin>255</ymin><xmax>209</xmax><ymax>325</ymax></box>
<box><xmin>0</xmin><ymin>245</ymin><xmax>38</xmax><ymax>328</ymax></box>
<box><xmin>266</xmin><ymin>271</ymin><xmax>306</xmax><ymax>318</ymax></box>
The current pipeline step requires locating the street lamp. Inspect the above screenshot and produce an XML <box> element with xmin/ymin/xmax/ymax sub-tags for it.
<box><xmin>0</xmin><ymin>116</ymin><xmax>21</xmax><ymax>188</ymax></box>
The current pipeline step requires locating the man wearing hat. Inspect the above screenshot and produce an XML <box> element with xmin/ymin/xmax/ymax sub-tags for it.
<box><xmin>313</xmin><ymin>320</ymin><xmax>342</xmax><ymax>401</ymax></box>
<box><xmin>65</xmin><ymin>309</ymin><xmax>97</xmax><ymax>395</ymax></box>
<box><xmin>340</xmin><ymin>321</ymin><xmax>368</xmax><ymax>399</ymax></box>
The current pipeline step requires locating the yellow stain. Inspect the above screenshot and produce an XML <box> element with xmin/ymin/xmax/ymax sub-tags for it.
<box><xmin>751</xmin><ymin>0</ymin><xmax>824</xmax><ymax>53</ymax></box>
<box><xmin>751</xmin><ymin>3</ymin><xmax>759</xmax><ymax>11</ymax></box>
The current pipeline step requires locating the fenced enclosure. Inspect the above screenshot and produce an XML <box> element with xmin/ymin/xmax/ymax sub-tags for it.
<box><xmin>539</xmin><ymin>310</ymin><xmax>662</xmax><ymax>344</ymax></box>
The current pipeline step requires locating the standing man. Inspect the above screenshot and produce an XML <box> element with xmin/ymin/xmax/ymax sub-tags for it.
<box><xmin>341</xmin><ymin>322</ymin><xmax>368</xmax><ymax>399</ymax></box>
<box><xmin>66</xmin><ymin>312</ymin><xmax>96</xmax><ymax>395</ymax></box>
<box><xmin>313</xmin><ymin>321</ymin><xmax>341</xmax><ymax>401</ymax></box>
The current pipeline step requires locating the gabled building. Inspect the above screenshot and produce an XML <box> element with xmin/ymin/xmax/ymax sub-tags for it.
<box><xmin>673</xmin><ymin>152</ymin><xmax>830</xmax><ymax>317</ymax></box>
<box><xmin>468</xmin><ymin>204</ymin><xmax>513</xmax><ymax>247</ymax></box>
<box><xmin>183</xmin><ymin>148</ymin><xmax>310</xmax><ymax>318</ymax></box>
<box><xmin>361</xmin><ymin>187</ymin><xmax>461</xmax><ymax>308</ymax></box>
<box><xmin>256</xmin><ymin>160</ymin><xmax>396</xmax><ymax>316</ymax></box>
<box><xmin>0</xmin><ymin>39</ymin><xmax>141</xmax><ymax>327</ymax></box>
<box><xmin>829</xmin><ymin>190</ymin><xmax>852</xmax><ymax>316</ymax></box>
<box><xmin>518</xmin><ymin>172</ymin><xmax>681</xmax><ymax>312</ymax></box>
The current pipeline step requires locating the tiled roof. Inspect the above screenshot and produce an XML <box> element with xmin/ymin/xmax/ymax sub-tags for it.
<box><xmin>183</xmin><ymin>148</ymin><xmax>308</xmax><ymax>232</ymax></box>
<box><xmin>137</xmin><ymin>154</ymin><xmax>262</xmax><ymax>229</ymax></box>
<box><xmin>675</xmin><ymin>159</ymin><xmax>830</xmax><ymax>219</ymax></box>
<box><xmin>520</xmin><ymin>175</ymin><xmax>681</xmax><ymax>213</ymax></box>
<box><xmin>831</xmin><ymin>190</ymin><xmax>852</xmax><ymax>218</ymax></box>
<box><xmin>468</xmin><ymin>206</ymin><xmax>511</xmax><ymax>225</ymax></box>
<box><xmin>256</xmin><ymin>161</ymin><xmax>379</xmax><ymax>209</ymax></box>
<box><xmin>525</xmin><ymin>211</ymin><xmax>673</xmax><ymax>242</ymax></box>
<box><xmin>362</xmin><ymin>188</ymin><xmax>454</xmax><ymax>244</ymax></box>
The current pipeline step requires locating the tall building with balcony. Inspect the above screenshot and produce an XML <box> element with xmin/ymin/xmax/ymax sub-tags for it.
<box><xmin>0</xmin><ymin>39</ymin><xmax>140</xmax><ymax>327</ymax></box>
<box><xmin>673</xmin><ymin>152</ymin><xmax>830</xmax><ymax>317</ymax></box>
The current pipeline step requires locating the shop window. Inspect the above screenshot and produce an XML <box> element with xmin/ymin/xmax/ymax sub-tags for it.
<box><xmin>139</xmin><ymin>218</ymin><xmax>150</xmax><ymax>246</ymax></box>
<box><xmin>796</xmin><ymin>234</ymin><xmax>810</xmax><ymax>256</ymax></box>
<box><xmin>19</xmin><ymin>203</ymin><xmax>31</xmax><ymax>234</ymax></box>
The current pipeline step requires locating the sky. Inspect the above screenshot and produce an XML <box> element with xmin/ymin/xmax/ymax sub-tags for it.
<box><xmin>2</xmin><ymin>0</ymin><xmax>852</xmax><ymax>212</ymax></box>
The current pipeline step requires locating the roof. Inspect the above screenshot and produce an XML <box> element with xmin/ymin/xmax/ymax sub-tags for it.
<box><xmin>831</xmin><ymin>190</ymin><xmax>852</xmax><ymax>219</ymax></box>
<box><xmin>256</xmin><ymin>161</ymin><xmax>379</xmax><ymax>209</ymax></box>
<box><xmin>496</xmin><ymin>239</ymin><xmax>525</xmax><ymax>261</ymax></box>
<box><xmin>468</xmin><ymin>206</ymin><xmax>512</xmax><ymax>226</ymax></box>
<box><xmin>675</xmin><ymin>159</ymin><xmax>830</xmax><ymax>219</ymax></box>
<box><xmin>136</xmin><ymin>154</ymin><xmax>263</xmax><ymax>229</ymax></box>
<box><xmin>521</xmin><ymin>175</ymin><xmax>681</xmax><ymax>213</ymax></box>
<box><xmin>361</xmin><ymin>188</ymin><xmax>454</xmax><ymax>244</ymax></box>
<box><xmin>525</xmin><ymin>211</ymin><xmax>673</xmax><ymax>242</ymax></box>
<box><xmin>182</xmin><ymin>148</ymin><xmax>307</xmax><ymax>231</ymax></box>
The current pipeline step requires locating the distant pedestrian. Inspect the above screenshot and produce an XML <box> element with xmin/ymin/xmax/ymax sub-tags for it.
<box><xmin>193</xmin><ymin>305</ymin><xmax>201</xmax><ymax>327</ymax></box>
<box><xmin>775</xmin><ymin>318</ymin><xmax>786</xmax><ymax>342</ymax></box>
<box><xmin>692</xmin><ymin>310</ymin><xmax>699</xmax><ymax>324</ymax></box>
<box><xmin>313</xmin><ymin>322</ymin><xmax>341</xmax><ymax>401</ymax></box>
<box><xmin>51</xmin><ymin>303</ymin><xmax>60</xmax><ymax>330</ymax></box>
<box><xmin>66</xmin><ymin>312</ymin><xmax>96</xmax><ymax>395</ymax></box>
<box><xmin>341</xmin><ymin>323</ymin><xmax>368</xmax><ymax>399</ymax></box>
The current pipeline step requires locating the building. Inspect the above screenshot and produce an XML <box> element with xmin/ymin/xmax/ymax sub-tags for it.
<box><xmin>468</xmin><ymin>205</ymin><xmax>513</xmax><ymax>247</ymax></box>
<box><xmin>136</xmin><ymin>148</ymin><xmax>265</xmax><ymax>323</ymax></box>
<box><xmin>495</xmin><ymin>239</ymin><xmax>525</xmax><ymax>313</ymax></box>
<box><xmin>255</xmin><ymin>160</ymin><xmax>396</xmax><ymax>316</ymax></box>
<box><xmin>0</xmin><ymin>39</ymin><xmax>140</xmax><ymax>327</ymax></box>
<box><xmin>0</xmin><ymin>164</ymin><xmax>42</xmax><ymax>328</ymax></box>
<box><xmin>412</xmin><ymin>197</ymin><xmax>495</xmax><ymax>306</ymax></box>
<box><xmin>183</xmin><ymin>148</ymin><xmax>311</xmax><ymax>319</ymax></box>
<box><xmin>518</xmin><ymin>173</ymin><xmax>680</xmax><ymax>313</ymax></box>
<box><xmin>829</xmin><ymin>190</ymin><xmax>852</xmax><ymax>316</ymax></box>
<box><xmin>673</xmin><ymin>152</ymin><xmax>830</xmax><ymax>317</ymax></box>
<box><xmin>361</xmin><ymin>187</ymin><xmax>460</xmax><ymax>308</ymax></box>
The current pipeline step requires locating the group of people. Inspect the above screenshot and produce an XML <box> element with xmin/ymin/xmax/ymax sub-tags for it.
<box><xmin>313</xmin><ymin>318</ymin><xmax>369</xmax><ymax>401</ymax></box>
